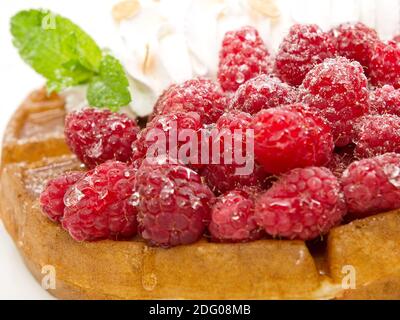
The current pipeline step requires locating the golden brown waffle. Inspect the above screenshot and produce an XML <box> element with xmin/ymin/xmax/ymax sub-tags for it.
<box><xmin>1</xmin><ymin>89</ymin><xmax>400</xmax><ymax>299</ymax></box>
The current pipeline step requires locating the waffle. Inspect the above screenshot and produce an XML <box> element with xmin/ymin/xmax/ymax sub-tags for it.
<box><xmin>1</xmin><ymin>89</ymin><xmax>400</xmax><ymax>299</ymax></box>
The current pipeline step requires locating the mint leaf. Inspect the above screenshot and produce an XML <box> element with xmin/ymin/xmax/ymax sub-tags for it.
<box><xmin>10</xmin><ymin>9</ymin><xmax>132</xmax><ymax>111</ymax></box>
<box><xmin>11</xmin><ymin>9</ymin><xmax>102</xmax><ymax>91</ymax></box>
<box><xmin>87</xmin><ymin>54</ymin><xmax>132</xmax><ymax>111</ymax></box>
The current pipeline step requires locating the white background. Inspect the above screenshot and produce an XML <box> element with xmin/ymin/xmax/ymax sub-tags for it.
<box><xmin>0</xmin><ymin>0</ymin><xmax>399</xmax><ymax>300</ymax></box>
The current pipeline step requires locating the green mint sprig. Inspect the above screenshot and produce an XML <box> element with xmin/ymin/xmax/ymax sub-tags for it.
<box><xmin>10</xmin><ymin>9</ymin><xmax>132</xmax><ymax>111</ymax></box>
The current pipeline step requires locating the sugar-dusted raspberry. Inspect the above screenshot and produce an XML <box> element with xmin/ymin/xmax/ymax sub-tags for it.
<box><xmin>62</xmin><ymin>161</ymin><xmax>138</xmax><ymax>241</ymax></box>
<box><xmin>300</xmin><ymin>57</ymin><xmax>369</xmax><ymax>147</ymax></box>
<box><xmin>151</xmin><ymin>78</ymin><xmax>227</xmax><ymax>124</ymax></box>
<box><xmin>202</xmin><ymin>111</ymin><xmax>268</xmax><ymax>193</ymax></box>
<box><xmin>353</xmin><ymin>114</ymin><xmax>400</xmax><ymax>159</ymax></box>
<box><xmin>229</xmin><ymin>75</ymin><xmax>298</xmax><ymax>114</ymax></box>
<box><xmin>136</xmin><ymin>160</ymin><xmax>215</xmax><ymax>248</ymax></box>
<box><xmin>208</xmin><ymin>189</ymin><xmax>263</xmax><ymax>242</ymax></box>
<box><xmin>369</xmin><ymin>41</ymin><xmax>400</xmax><ymax>89</ymax></box>
<box><xmin>329</xmin><ymin>22</ymin><xmax>379</xmax><ymax>71</ymax></box>
<box><xmin>39</xmin><ymin>172</ymin><xmax>84</xmax><ymax>222</ymax></box>
<box><xmin>255</xmin><ymin>167</ymin><xmax>347</xmax><ymax>240</ymax></box>
<box><xmin>202</xmin><ymin>162</ymin><xmax>268</xmax><ymax>195</ymax></box>
<box><xmin>65</xmin><ymin>108</ymin><xmax>139</xmax><ymax>169</ymax></box>
<box><xmin>251</xmin><ymin>104</ymin><xmax>334</xmax><ymax>174</ymax></box>
<box><xmin>131</xmin><ymin>111</ymin><xmax>203</xmax><ymax>169</ymax></box>
<box><xmin>274</xmin><ymin>24</ymin><xmax>336</xmax><ymax>86</ymax></box>
<box><xmin>341</xmin><ymin>153</ymin><xmax>400</xmax><ymax>217</ymax></box>
<box><xmin>326</xmin><ymin>144</ymin><xmax>356</xmax><ymax>178</ymax></box>
<box><xmin>218</xmin><ymin>26</ymin><xmax>270</xmax><ymax>92</ymax></box>
<box><xmin>369</xmin><ymin>85</ymin><xmax>400</xmax><ymax>116</ymax></box>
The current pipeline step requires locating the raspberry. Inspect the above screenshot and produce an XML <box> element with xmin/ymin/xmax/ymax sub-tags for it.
<box><xmin>39</xmin><ymin>172</ymin><xmax>84</xmax><ymax>222</ymax></box>
<box><xmin>218</xmin><ymin>26</ymin><xmax>270</xmax><ymax>92</ymax></box>
<box><xmin>353</xmin><ymin>114</ymin><xmax>400</xmax><ymax>159</ymax></box>
<box><xmin>300</xmin><ymin>57</ymin><xmax>369</xmax><ymax>147</ymax></box>
<box><xmin>208</xmin><ymin>189</ymin><xmax>263</xmax><ymax>242</ymax></box>
<box><xmin>131</xmin><ymin>111</ymin><xmax>203</xmax><ymax>169</ymax></box>
<box><xmin>341</xmin><ymin>153</ymin><xmax>400</xmax><ymax>217</ymax></box>
<box><xmin>215</xmin><ymin>110</ymin><xmax>253</xmax><ymax>131</ymax></box>
<box><xmin>326</xmin><ymin>144</ymin><xmax>356</xmax><ymax>178</ymax></box>
<box><xmin>136</xmin><ymin>160</ymin><xmax>215</xmax><ymax>248</ymax></box>
<box><xmin>62</xmin><ymin>161</ymin><xmax>138</xmax><ymax>241</ymax></box>
<box><xmin>151</xmin><ymin>78</ymin><xmax>227</xmax><ymax>124</ymax></box>
<box><xmin>255</xmin><ymin>167</ymin><xmax>347</xmax><ymax>240</ymax></box>
<box><xmin>202</xmin><ymin>163</ymin><xmax>267</xmax><ymax>195</ymax></box>
<box><xmin>229</xmin><ymin>75</ymin><xmax>298</xmax><ymax>114</ymax></box>
<box><xmin>369</xmin><ymin>41</ymin><xmax>400</xmax><ymax>89</ymax></box>
<box><xmin>329</xmin><ymin>22</ymin><xmax>378</xmax><ymax>72</ymax></box>
<box><xmin>251</xmin><ymin>104</ymin><xmax>334</xmax><ymax>174</ymax></box>
<box><xmin>394</xmin><ymin>35</ymin><xmax>400</xmax><ymax>43</ymax></box>
<box><xmin>65</xmin><ymin>108</ymin><xmax>139</xmax><ymax>169</ymax></box>
<box><xmin>369</xmin><ymin>85</ymin><xmax>400</xmax><ymax>116</ymax></box>
<box><xmin>274</xmin><ymin>24</ymin><xmax>336</xmax><ymax>86</ymax></box>
<box><xmin>202</xmin><ymin>111</ymin><xmax>268</xmax><ymax>193</ymax></box>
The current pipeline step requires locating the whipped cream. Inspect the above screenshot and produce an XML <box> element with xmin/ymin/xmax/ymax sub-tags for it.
<box><xmin>64</xmin><ymin>0</ymin><xmax>400</xmax><ymax>116</ymax></box>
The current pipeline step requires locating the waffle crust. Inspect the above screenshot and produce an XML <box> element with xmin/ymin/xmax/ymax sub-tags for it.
<box><xmin>1</xmin><ymin>89</ymin><xmax>400</xmax><ymax>300</ymax></box>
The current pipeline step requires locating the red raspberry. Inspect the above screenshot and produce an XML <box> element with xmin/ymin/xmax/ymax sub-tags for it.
<box><xmin>202</xmin><ymin>163</ymin><xmax>267</xmax><ymax>195</ymax></box>
<box><xmin>202</xmin><ymin>111</ymin><xmax>268</xmax><ymax>193</ymax></box>
<box><xmin>218</xmin><ymin>26</ymin><xmax>270</xmax><ymax>92</ymax></box>
<box><xmin>151</xmin><ymin>78</ymin><xmax>227</xmax><ymax>124</ymax></box>
<box><xmin>208</xmin><ymin>189</ymin><xmax>263</xmax><ymax>242</ymax></box>
<box><xmin>39</xmin><ymin>172</ymin><xmax>84</xmax><ymax>222</ymax></box>
<box><xmin>353</xmin><ymin>114</ymin><xmax>400</xmax><ymax>159</ymax></box>
<box><xmin>65</xmin><ymin>109</ymin><xmax>139</xmax><ymax>169</ymax></box>
<box><xmin>131</xmin><ymin>112</ymin><xmax>203</xmax><ymax>169</ymax></box>
<box><xmin>136</xmin><ymin>160</ymin><xmax>215</xmax><ymax>248</ymax></box>
<box><xmin>255</xmin><ymin>167</ymin><xmax>347</xmax><ymax>240</ymax></box>
<box><xmin>62</xmin><ymin>161</ymin><xmax>138</xmax><ymax>241</ymax></box>
<box><xmin>300</xmin><ymin>57</ymin><xmax>369</xmax><ymax>147</ymax></box>
<box><xmin>394</xmin><ymin>35</ymin><xmax>400</xmax><ymax>43</ymax></box>
<box><xmin>251</xmin><ymin>104</ymin><xmax>334</xmax><ymax>174</ymax></box>
<box><xmin>369</xmin><ymin>41</ymin><xmax>400</xmax><ymax>89</ymax></box>
<box><xmin>229</xmin><ymin>75</ymin><xmax>298</xmax><ymax>114</ymax></box>
<box><xmin>369</xmin><ymin>85</ymin><xmax>400</xmax><ymax>116</ymax></box>
<box><xmin>341</xmin><ymin>153</ymin><xmax>400</xmax><ymax>217</ymax></box>
<box><xmin>329</xmin><ymin>22</ymin><xmax>378</xmax><ymax>72</ymax></box>
<box><xmin>274</xmin><ymin>24</ymin><xmax>336</xmax><ymax>86</ymax></box>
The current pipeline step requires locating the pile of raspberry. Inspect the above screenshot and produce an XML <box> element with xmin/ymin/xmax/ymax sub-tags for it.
<box><xmin>41</xmin><ymin>23</ymin><xmax>400</xmax><ymax>248</ymax></box>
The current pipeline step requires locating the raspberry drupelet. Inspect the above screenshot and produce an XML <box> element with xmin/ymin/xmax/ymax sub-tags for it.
<box><xmin>229</xmin><ymin>75</ymin><xmax>298</xmax><ymax>115</ymax></box>
<box><xmin>274</xmin><ymin>24</ymin><xmax>337</xmax><ymax>86</ymax></box>
<box><xmin>151</xmin><ymin>78</ymin><xmax>227</xmax><ymax>124</ymax></box>
<box><xmin>251</xmin><ymin>104</ymin><xmax>334</xmax><ymax>175</ymax></box>
<box><xmin>39</xmin><ymin>171</ymin><xmax>84</xmax><ymax>222</ymax></box>
<box><xmin>201</xmin><ymin>110</ymin><xmax>268</xmax><ymax>194</ymax></box>
<box><xmin>369</xmin><ymin>41</ymin><xmax>400</xmax><ymax>89</ymax></box>
<box><xmin>341</xmin><ymin>153</ymin><xmax>400</xmax><ymax>217</ymax></box>
<box><xmin>65</xmin><ymin>108</ymin><xmax>140</xmax><ymax>169</ymax></box>
<box><xmin>369</xmin><ymin>85</ymin><xmax>400</xmax><ymax>117</ymax></box>
<box><xmin>329</xmin><ymin>22</ymin><xmax>379</xmax><ymax>72</ymax></box>
<box><xmin>136</xmin><ymin>159</ymin><xmax>215</xmax><ymax>248</ymax></box>
<box><xmin>62</xmin><ymin>161</ymin><xmax>138</xmax><ymax>241</ymax></box>
<box><xmin>300</xmin><ymin>57</ymin><xmax>369</xmax><ymax>147</ymax></box>
<box><xmin>255</xmin><ymin>167</ymin><xmax>347</xmax><ymax>241</ymax></box>
<box><xmin>353</xmin><ymin>114</ymin><xmax>400</xmax><ymax>159</ymax></box>
<box><xmin>218</xmin><ymin>26</ymin><xmax>270</xmax><ymax>92</ymax></box>
<box><xmin>208</xmin><ymin>189</ymin><xmax>263</xmax><ymax>242</ymax></box>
